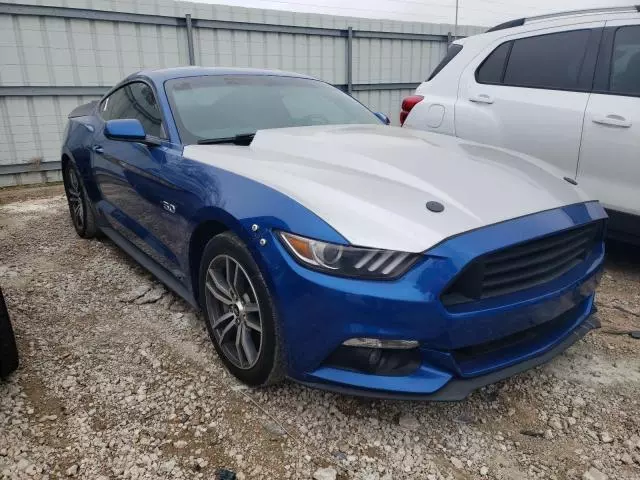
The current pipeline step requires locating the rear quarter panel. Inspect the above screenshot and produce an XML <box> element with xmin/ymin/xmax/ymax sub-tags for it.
<box><xmin>407</xmin><ymin>37</ymin><xmax>484</xmax><ymax>135</ymax></box>
<box><xmin>62</xmin><ymin>115</ymin><xmax>102</xmax><ymax>202</ymax></box>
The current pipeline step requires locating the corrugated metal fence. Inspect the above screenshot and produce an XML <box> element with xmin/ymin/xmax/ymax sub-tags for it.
<box><xmin>0</xmin><ymin>0</ymin><xmax>484</xmax><ymax>186</ymax></box>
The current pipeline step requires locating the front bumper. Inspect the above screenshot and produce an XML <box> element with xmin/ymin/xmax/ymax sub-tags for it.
<box><xmin>300</xmin><ymin>313</ymin><xmax>600</xmax><ymax>401</ymax></box>
<box><xmin>253</xmin><ymin>202</ymin><xmax>607</xmax><ymax>399</ymax></box>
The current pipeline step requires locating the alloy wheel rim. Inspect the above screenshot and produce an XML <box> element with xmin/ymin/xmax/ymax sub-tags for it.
<box><xmin>205</xmin><ymin>254</ymin><xmax>263</xmax><ymax>370</ymax></box>
<box><xmin>66</xmin><ymin>168</ymin><xmax>84</xmax><ymax>230</ymax></box>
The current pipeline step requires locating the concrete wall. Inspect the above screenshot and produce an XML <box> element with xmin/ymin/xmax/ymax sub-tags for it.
<box><xmin>0</xmin><ymin>0</ymin><xmax>484</xmax><ymax>186</ymax></box>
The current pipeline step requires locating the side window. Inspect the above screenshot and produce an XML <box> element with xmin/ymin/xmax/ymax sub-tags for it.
<box><xmin>476</xmin><ymin>42</ymin><xmax>512</xmax><ymax>84</ymax></box>
<box><xmin>476</xmin><ymin>30</ymin><xmax>590</xmax><ymax>91</ymax></box>
<box><xmin>427</xmin><ymin>44</ymin><xmax>463</xmax><ymax>81</ymax></box>
<box><xmin>99</xmin><ymin>90</ymin><xmax>123</xmax><ymax>121</ymax></box>
<box><xmin>610</xmin><ymin>26</ymin><xmax>640</xmax><ymax>96</ymax></box>
<box><xmin>99</xmin><ymin>82</ymin><xmax>165</xmax><ymax>138</ymax></box>
<box><xmin>503</xmin><ymin>30</ymin><xmax>590</xmax><ymax>90</ymax></box>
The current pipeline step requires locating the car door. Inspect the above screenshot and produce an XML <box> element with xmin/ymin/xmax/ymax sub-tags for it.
<box><xmin>577</xmin><ymin>22</ymin><xmax>640</xmax><ymax>240</ymax></box>
<box><xmin>455</xmin><ymin>23</ymin><xmax>604</xmax><ymax>178</ymax></box>
<box><xmin>92</xmin><ymin>81</ymin><xmax>188</xmax><ymax>280</ymax></box>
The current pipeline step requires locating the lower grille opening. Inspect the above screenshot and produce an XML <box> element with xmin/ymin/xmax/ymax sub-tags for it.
<box><xmin>323</xmin><ymin>346</ymin><xmax>421</xmax><ymax>376</ymax></box>
<box><xmin>451</xmin><ymin>300</ymin><xmax>587</xmax><ymax>374</ymax></box>
<box><xmin>442</xmin><ymin>221</ymin><xmax>602</xmax><ymax>306</ymax></box>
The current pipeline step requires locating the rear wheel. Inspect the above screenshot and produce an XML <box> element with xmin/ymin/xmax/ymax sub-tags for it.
<box><xmin>63</xmin><ymin>161</ymin><xmax>98</xmax><ymax>238</ymax></box>
<box><xmin>199</xmin><ymin>232</ymin><xmax>284</xmax><ymax>386</ymax></box>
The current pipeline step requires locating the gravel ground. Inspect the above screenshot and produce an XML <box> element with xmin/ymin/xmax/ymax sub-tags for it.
<box><xmin>0</xmin><ymin>187</ymin><xmax>639</xmax><ymax>480</ymax></box>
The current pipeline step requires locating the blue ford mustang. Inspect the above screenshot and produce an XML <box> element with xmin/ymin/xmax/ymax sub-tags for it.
<box><xmin>61</xmin><ymin>67</ymin><xmax>606</xmax><ymax>400</ymax></box>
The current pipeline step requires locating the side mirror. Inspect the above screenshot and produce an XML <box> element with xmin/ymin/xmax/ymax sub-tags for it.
<box><xmin>374</xmin><ymin>112</ymin><xmax>391</xmax><ymax>125</ymax></box>
<box><xmin>104</xmin><ymin>119</ymin><xmax>160</xmax><ymax>146</ymax></box>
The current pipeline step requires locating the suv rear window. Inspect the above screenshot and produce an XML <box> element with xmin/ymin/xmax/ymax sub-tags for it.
<box><xmin>427</xmin><ymin>44</ymin><xmax>463</xmax><ymax>81</ymax></box>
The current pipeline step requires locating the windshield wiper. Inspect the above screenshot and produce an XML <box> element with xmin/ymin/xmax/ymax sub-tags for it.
<box><xmin>197</xmin><ymin>133</ymin><xmax>255</xmax><ymax>146</ymax></box>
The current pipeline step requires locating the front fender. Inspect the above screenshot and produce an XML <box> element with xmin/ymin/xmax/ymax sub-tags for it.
<box><xmin>183</xmin><ymin>159</ymin><xmax>348</xmax><ymax>294</ymax></box>
<box><xmin>183</xmin><ymin>163</ymin><xmax>349</xmax><ymax>370</ymax></box>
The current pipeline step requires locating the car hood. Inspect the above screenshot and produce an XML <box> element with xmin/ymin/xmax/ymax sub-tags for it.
<box><xmin>184</xmin><ymin>124</ymin><xmax>593</xmax><ymax>253</ymax></box>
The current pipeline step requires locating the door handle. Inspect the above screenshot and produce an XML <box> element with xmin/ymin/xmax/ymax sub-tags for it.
<box><xmin>469</xmin><ymin>94</ymin><xmax>494</xmax><ymax>104</ymax></box>
<box><xmin>592</xmin><ymin>114</ymin><xmax>631</xmax><ymax>128</ymax></box>
<box><xmin>92</xmin><ymin>145</ymin><xmax>104</xmax><ymax>154</ymax></box>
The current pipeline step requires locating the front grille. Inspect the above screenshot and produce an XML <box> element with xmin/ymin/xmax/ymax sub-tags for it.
<box><xmin>442</xmin><ymin>222</ymin><xmax>601</xmax><ymax>306</ymax></box>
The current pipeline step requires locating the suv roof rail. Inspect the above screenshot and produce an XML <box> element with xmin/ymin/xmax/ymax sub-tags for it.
<box><xmin>486</xmin><ymin>18</ymin><xmax>525</xmax><ymax>32</ymax></box>
<box><xmin>527</xmin><ymin>5</ymin><xmax>639</xmax><ymax>22</ymax></box>
<box><xmin>487</xmin><ymin>5</ymin><xmax>640</xmax><ymax>32</ymax></box>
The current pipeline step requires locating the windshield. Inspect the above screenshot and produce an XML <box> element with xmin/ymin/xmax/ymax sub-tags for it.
<box><xmin>165</xmin><ymin>75</ymin><xmax>381</xmax><ymax>144</ymax></box>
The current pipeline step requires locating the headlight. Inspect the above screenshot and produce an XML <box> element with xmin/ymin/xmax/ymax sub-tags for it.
<box><xmin>277</xmin><ymin>231</ymin><xmax>419</xmax><ymax>279</ymax></box>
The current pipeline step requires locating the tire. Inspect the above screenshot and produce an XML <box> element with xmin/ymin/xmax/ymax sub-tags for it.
<box><xmin>199</xmin><ymin>232</ymin><xmax>285</xmax><ymax>386</ymax></box>
<box><xmin>63</xmin><ymin>161</ymin><xmax>99</xmax><ymax>238</ymax></box>
<box><xmin>0</xmin><ymin>288</ymin><xmax>19</xmax><ymax>378</ymax></box>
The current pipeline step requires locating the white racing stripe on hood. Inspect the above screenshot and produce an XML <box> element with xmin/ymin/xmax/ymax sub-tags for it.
<box><xmin>184</xmin><ymin>125</ymin><xmax>593</xmax><ymax>252</ymax></box>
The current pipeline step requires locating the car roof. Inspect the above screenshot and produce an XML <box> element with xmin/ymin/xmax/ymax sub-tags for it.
<box><xmin>129</xmin><ymin>66</ymin><xmax>317</xmax><ymax>84</ymax></box>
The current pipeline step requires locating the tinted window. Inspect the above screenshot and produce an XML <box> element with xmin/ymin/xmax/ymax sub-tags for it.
<box><xmin>503</xmin><ymin>30</ymin><xmax>590</xmax><ymax>90</ymax></box>
<box><xmin>100</xmin><ymin>82</ymin><xmax>164</xmax><ymax>138</ymax></box>
<box><xmin>165</xmin><ymin>75</ymin><xmax>380</xmax><ymax>145</ymax></box>
<box><xmin>610</xmin><ymin>26</ymin><xmax>640</xmax><ymax>96</ymax></box>
<box><xmin>476</xmin><ymin>42</ymin><xmax>512</xmax><ymax>84</ymax></box>
<box><xmin>427</xmin><ymin>44</ymin><xmax>463</xmax><ymax>81</ymax></box>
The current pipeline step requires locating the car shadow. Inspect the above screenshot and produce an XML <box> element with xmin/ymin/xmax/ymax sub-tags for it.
<box><xmin>605</xmin><ymin>239</ymin><xmax>640</xmax><ymax>272</ymax></box>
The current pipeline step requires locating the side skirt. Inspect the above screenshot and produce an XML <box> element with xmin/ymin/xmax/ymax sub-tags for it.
<box><xmin>100</xmin><ymin>226</ymin><xmax>199</xmax><ymax>309</ymax></box>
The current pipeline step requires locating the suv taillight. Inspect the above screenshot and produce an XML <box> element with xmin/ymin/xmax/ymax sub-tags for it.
<box><xmin>400</xmin><ymin>95</ymin><xmax>424</xmax><ymax>126</ymax></box>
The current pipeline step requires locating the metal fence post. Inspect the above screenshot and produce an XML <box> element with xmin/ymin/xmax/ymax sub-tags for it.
<box><xmin>346</xmin><ymin>26</ymin><xmax>353</xmax><ymax>94</ymax></box>
<box><xmin>185</xmin><ymin>14</ymin><xmax>195</xmax><ymax>66</ymax></box>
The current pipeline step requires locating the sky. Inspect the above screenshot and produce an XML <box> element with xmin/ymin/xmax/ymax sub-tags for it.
<box><xmin>190</xmin><ymin>0</ymin><xmax>632</xmax><ymax>27</ymax></box>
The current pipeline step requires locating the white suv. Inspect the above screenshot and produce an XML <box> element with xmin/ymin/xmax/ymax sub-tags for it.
<box><xmin>402</xmin><ymin>6</ymin><xmax>640</xmax><ymax>243</ymax></box>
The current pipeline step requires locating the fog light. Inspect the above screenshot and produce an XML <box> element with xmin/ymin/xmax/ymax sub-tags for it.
<box><xmin>324</xmin><ymin>343</ymin><xmax>421</xmax><ymax>376</ymax></box>
<box><xmin>342</xmin><ymin>338</ymin><xmax>419</xmax><ymax>349</ymax></box>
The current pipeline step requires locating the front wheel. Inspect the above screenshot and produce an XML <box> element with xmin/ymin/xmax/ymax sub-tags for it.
<box><xmin>63</xmin><ymin>161</ymin><xmax>98</xmax><ymax>238</ymax></box>
<box><xmin>199</xmin><ymin>232</ymin><xmax>285</xmax><ymax>386</ymax></box>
